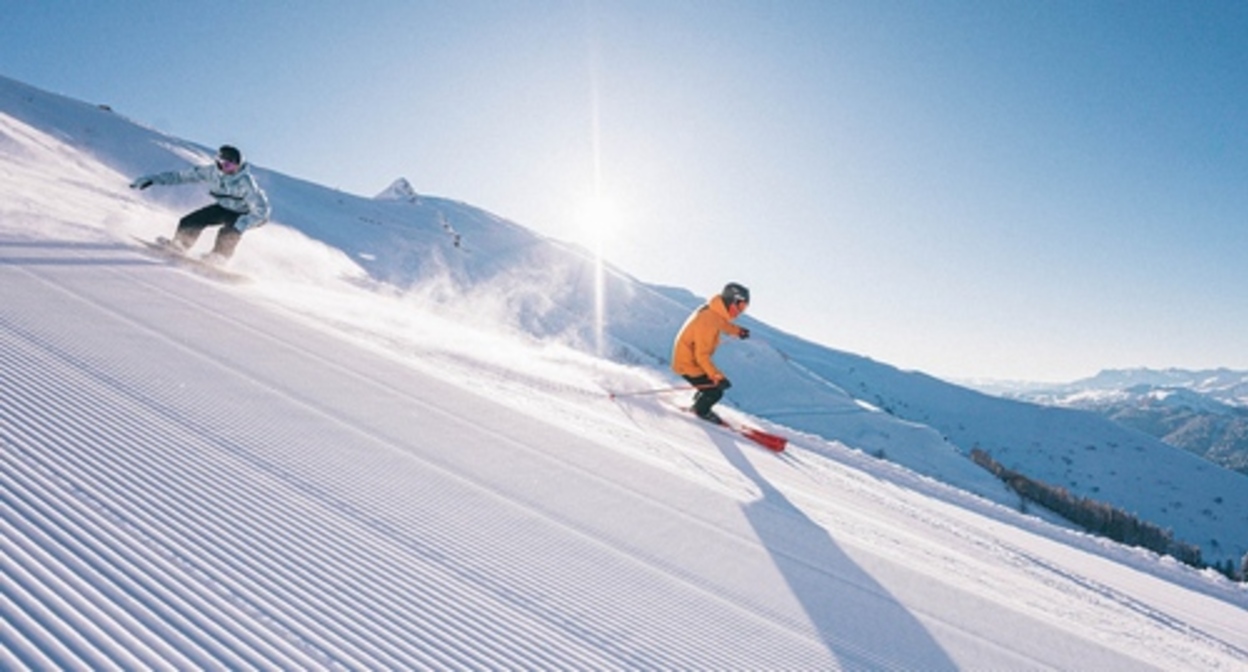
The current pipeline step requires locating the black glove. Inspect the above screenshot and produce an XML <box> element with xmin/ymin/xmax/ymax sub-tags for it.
<box><xmin>738</xmin><ymin>327</ymin><xmax>750</xmax><ymax>340</ymax></box>
<box><xmin>718</xmin><ymin>377</ymin><xmax>732</xmax><ymax>391</ymax></box>
<box><xmin>131</xmin><ymin>178</ymin><xmax>153</xmax><ymax>190</ymax></box>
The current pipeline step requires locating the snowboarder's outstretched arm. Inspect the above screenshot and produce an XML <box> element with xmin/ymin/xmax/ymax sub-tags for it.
<box><xmin>130</xmin><ymin>164</ymin><xmax>215</xmax><ymax>190</ymax></box>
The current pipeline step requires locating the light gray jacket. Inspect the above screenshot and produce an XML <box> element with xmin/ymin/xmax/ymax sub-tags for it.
<box><xmin>138</xmin><ymin>163</ymin><xmax>271</xmax><ymax>231</ymax></box>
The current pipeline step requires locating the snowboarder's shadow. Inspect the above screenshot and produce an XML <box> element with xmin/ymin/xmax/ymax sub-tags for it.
<box><xmin>708</xmin><ymin>431</ymin><xmax>958</xmax><ymax>670</ymax></box>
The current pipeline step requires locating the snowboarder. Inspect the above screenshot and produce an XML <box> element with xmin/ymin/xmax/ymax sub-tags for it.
<box><xmin>130</xmin><ymin>145</ymin><xmax>270</xmax><ymax>263</ymax></box>
<box><xmin>671</xmin><ymin>282</ymin><xmax>751</xmax><ymax>424</ymax></box>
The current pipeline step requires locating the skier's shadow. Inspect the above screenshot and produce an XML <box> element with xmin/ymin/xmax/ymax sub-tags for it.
<box><xmin>709</xmin><ymin>432</ymin><xmax>958</xmax><ymax>670</ymax></box>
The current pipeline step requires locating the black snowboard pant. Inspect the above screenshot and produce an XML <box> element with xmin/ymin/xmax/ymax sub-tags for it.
<box><xmin>174</xmin><ymin>204</ymin><xmax>244</xmax><ymax>258</ymax></box>
<box><xmin>682</xmin><ymin>374</ymin><xmax>731</xmax><ymax>417</ymax></box>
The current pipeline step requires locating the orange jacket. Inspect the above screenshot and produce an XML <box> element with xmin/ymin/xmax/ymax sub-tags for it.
<box><xmin>671</xmin><ymin>294</ymin><xmax>745</xmax><ymax>381</ymax></box>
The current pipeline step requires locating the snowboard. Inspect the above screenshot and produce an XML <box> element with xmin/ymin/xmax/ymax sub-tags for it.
<box><xmin>132</xmin><ymin>236</ymin><xmax>248</xmax><ymax>284</ymax></box>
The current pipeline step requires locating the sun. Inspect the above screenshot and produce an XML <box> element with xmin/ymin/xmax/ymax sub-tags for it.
<box><xmin>581</xmin><ymin>193</ymin><xmax>618</xmax><ymax>250</ymax></box>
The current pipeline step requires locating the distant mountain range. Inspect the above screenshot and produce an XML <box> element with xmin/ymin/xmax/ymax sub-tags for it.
<box><xmin>970</xmin><ymin>368</ymin><xmax>1248</xmax><ymax>476</ymax></box>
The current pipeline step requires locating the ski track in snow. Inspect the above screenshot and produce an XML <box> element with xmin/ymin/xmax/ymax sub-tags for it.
<box><xmin>4</xmin><ymin>238</ymin><xmax>1248</xmax><ymax>670</ymax></box>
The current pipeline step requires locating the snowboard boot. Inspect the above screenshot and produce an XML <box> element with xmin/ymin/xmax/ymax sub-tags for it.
<box><xmin>155</xmin><ymin>236</ymin><xmax>185</xmax><ymax>253</ymax></box>
<box><xmin>201</xmin><ymin>251</ymin><xmax>229</xmax><ymax>267</ymax></box>
<box><xmin>156</xmin><ymin>234</ymin><xmax>194</xmax><ymax>254</ymax></box>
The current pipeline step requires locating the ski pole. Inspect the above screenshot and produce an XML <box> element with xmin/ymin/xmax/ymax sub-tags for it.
<box><xmin>607</xmin><ymin>383</ymin><xmax>720</xmax><ymax>399</ymax></box>
<box><xmin>607</xmin><ymin>385</ymin><xmax>696</xmax><ymax>400</ymax></box>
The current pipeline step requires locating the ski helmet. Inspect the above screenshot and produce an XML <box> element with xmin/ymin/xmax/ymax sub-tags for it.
<box><xmin>217</xmin><ymin>145</ymin><xmax>242</xmax><ymax>165</ymax></box>
<box><xmin>722</xmin><ymin>282</ymin><xmax>750</xmax><ymax>306</ymax></box>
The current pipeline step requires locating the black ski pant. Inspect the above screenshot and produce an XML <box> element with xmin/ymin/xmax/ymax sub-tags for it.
<box><xmin>174</xmin><ymin>204</ymin><xmax>244</xmax><ymax>258</ymax></box>
<box><xmin>682</xmin><ymin>374</ymin><xmax>731</xmax><ymax>417</ymax></box>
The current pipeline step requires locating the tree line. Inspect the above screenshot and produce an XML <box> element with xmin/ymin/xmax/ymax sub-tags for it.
<box><xmin>969</xmin><ymin>447</ymin><xmax>1210</xmax><ymax>570</ymax></box>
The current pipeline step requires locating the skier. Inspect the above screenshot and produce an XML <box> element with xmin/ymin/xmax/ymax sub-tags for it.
<box><xmin>671</xmin><ymin>282</ymin><xmax>751</xmax><ymax>424</ymax></box>
<box><xmin>130</xmin><ymin>145</ymin><xmax>270</xmax><ymax>263</ymax></box>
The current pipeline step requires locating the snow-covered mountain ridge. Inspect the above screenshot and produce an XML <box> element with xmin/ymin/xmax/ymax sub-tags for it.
<box><xmin>375</xmin><ymin>177</ymin><xmax>421</xmax><ymax>203</ymax></box>
<box><xmin>2</xmin><ymin>73</ymin><xmax>1244</xmax><ymax>566</ymax></box>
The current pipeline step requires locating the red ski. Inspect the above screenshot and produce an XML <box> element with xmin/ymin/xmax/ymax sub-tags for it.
<box><xmin>732</xmin><ymin>424</ymin><xmax>788</xmax><ymax>452</ymax></box>
<box><xmin>682</xmin><ymin>408</ymin><xmax>787</xmax><ymax>452</ymax></box>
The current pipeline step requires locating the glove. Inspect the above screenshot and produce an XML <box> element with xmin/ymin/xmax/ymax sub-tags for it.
<box><xmin>718</xmin><ymin>377</ymin><xmax>732</xmax><ymax>391</ymax></box>
<box><xmin>738</xmin><ymin>327</ymin><xmax>750</xmax><ymax>340</ymax></box>
<box><xmin>130</xmin><ymin>178</ymin><xmax>153</xmax><ymax>190</ymax></box>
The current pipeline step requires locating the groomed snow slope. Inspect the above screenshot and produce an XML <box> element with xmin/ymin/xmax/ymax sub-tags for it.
<box><xmin>4</xmin><ymin>235</ymin><xmax>1247</xmax><ymax>670</ymax></box>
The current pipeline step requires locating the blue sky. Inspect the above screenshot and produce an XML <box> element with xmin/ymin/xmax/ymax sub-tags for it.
<box><xmin>4</xmin><ymin>1</ymin><xmax>1246</xmax><ymax>381</ymax></box>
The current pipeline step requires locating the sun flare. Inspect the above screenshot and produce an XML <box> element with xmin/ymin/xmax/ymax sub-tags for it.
<box><xmin>581</xmin><ymin>193</ymin><xmax>618</xmax><ymax>247</ymax></box>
